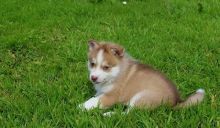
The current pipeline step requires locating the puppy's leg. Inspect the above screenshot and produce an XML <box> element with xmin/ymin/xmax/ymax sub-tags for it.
<box><xmin>80</xmin><ymin>93</ymin><xmax>118</xmax><ymax>110</ymax></box>
<box><xmin>80</xmin><ymin>95</ymin><xmax>102</xmax><ymax>110</ymax></box>
<box><xmin>99</xmin><ymin>93</ymin><xmax>118</xmax><ymax>108</ymax></box>
<box><xmin>101</xmin><ymin>94</ymin><xmax>121</xmax><ymax>116</ymax></box>
<box><xmin>128</xmin><ymin>90</ymin><xmax>164</xmax><ymax>109</ymax></box>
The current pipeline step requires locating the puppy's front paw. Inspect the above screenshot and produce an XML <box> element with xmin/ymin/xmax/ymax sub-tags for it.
<box><xmin>79</xmin><ymin>97</ymin><xmax>100</xmax><ymax>110</ymax></box>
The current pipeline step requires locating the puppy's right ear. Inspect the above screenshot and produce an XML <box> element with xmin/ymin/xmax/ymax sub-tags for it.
<box><xmin>88</xmin><ymin>40</ymin><xmax>99</xmax><ymax>51</ymax></box>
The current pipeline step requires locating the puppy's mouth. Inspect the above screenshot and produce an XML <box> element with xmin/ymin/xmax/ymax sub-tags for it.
<box><xmin>93</xmin><ymin>81</ymin><xmax>102</xmax><ymax>84</ymax></box>
<box><xmin>90</xmin><ymin>77</ymin><xmax>114</xmax><ymax>85</ymax></box>
<box><xmin>92</xmin><ymin>80</ymin><xmax>107</xmax><ymax>85</ymax></box>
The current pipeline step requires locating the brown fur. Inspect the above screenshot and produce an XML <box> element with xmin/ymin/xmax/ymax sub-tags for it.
<box><xmin>88</xmin><ymin>40</ymin><xmax>204</xmax><ymax>109</ymax></box>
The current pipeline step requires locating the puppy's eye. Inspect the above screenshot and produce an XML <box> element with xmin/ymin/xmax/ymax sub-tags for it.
<box><xmin>103</xmin><ymin>66</ymin><xmax>110</xmax><ymax>71</ymax></box>
<box><xmin>90</xmin><ymin>62</ymin><xmax>95</xmax><ymax>67</ymax></box>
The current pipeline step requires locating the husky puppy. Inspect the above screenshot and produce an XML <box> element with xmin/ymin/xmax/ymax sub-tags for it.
<box><xmin>80</xmin><ymin>40</ymin><xmax>205</xmax><ymax>112</ymax></box>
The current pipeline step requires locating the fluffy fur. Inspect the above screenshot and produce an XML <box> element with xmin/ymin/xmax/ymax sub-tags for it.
<box><xmin>80</xmin><ymin>40</ymin><xmax>205</xmax><ymax>112</ymax></box>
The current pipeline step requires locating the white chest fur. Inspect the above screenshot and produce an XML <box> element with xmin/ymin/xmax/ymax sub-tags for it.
<box><xmin>95</xmin><ymin>83</ymin><xmax>114</xmax><ymax>96</ymax></box>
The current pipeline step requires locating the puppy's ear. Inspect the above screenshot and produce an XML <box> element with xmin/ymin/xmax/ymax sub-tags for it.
<box><xmin>88</xmin><ymin>40</ymin><xmax>99</xmax><ymax>51</ymax></box>
<box><xmin>109</xmin><ymin>44</ymin><xmax>125</xmax><ymax>57</ymax></box>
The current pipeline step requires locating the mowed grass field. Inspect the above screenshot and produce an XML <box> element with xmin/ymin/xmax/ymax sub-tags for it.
<box><xmin>0</xmin><ymin>0</ymin><xmax>219</xmax><ymax>127</ymax></box>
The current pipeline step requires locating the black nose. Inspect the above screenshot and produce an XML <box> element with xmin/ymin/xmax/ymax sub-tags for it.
<box><xmin>91</xmin><ymin>76</ymin><xmax>98</xmax><ymax>82</ymax></box>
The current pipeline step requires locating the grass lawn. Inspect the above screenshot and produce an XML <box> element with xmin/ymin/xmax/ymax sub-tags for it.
<box><xmin>0</xmin><ymin>0</ymin><xmax>219</xmax><ymax>127</ymax></box>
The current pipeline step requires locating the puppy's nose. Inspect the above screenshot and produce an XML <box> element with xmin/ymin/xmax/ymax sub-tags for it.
<box><xmin>91</xmin><ymin>75</ymin><xmax>98</xmax><ymax>82</ymax></box>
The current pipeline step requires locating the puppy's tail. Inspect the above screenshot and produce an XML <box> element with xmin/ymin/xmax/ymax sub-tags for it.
<box><xmin>175</xmin><ymin>89</ymin><xmax>205</xmax><ymax>108</ymax></box>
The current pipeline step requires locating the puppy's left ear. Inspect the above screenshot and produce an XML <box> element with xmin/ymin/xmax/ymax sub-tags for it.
<box><xmin>88</xmin><ymin>40</ymin><xmax>99</xmax><ymax>51</ymax></box>
<box><xmin>109</xmin><ymin>44</ymin><xmax>125</xmax><ymax>57</ymax></box>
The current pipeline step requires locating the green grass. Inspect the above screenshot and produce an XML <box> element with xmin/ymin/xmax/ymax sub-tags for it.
<box><xmin>0</xmin><ymin>0</ymin><xmax>219</xmax><ymax>127</ymax></box>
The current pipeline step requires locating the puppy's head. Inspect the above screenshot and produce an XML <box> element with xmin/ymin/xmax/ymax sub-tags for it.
<box><xmin>87</xmin><ymin>40</ymin><xmax>124</xmax><ymax>85</ymax></box>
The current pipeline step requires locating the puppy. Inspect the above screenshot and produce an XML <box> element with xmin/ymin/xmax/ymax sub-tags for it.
<box><xmin>80</xmin><ymin>40</ymin><xmax>205</xmax><ymax>112</ymax></box>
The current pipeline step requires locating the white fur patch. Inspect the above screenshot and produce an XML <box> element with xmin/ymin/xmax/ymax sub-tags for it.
<box><xmin>80</xmin><ymin>96</ymin><xmax>101</xmax><ymax>110</ymax></box>
<box><xmin>111</xmin><ymin>66</ymin><xmax>120</xmax><ymax>77</ymax></box>
<box><xmin>95</xmin><ymin>83</ymin><xmax>114</xmax><ymax>96</ymax></box>
<box><xmin>129</xmin><ymin>91</ymin><xmax>146</xmax><ymax>107</ymax></box>
<box><xmin>196</xmin><ymin>88</ymin><xmax>205</xmax><ymax>94</ymax></box>
<box><xmin>90</xmin><ymin>50</ymin><xmax>105</xmax><ymax>83</ymax></box>
<box><xmin>97</xmin><ymin>50</ymin><xmax>104</xmax><ymax>66</ymax></box>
